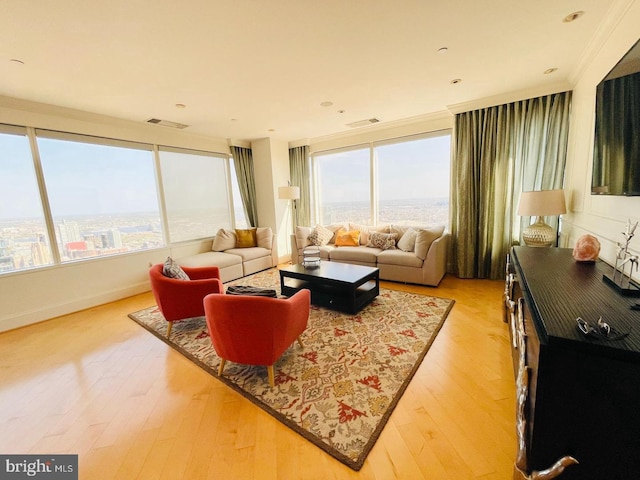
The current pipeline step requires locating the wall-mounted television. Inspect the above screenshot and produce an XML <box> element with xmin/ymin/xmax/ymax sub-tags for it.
<box><xmin>592</xmin><ymin>40</ymin><xmax>640</xmax><ymax>196</ymax></box>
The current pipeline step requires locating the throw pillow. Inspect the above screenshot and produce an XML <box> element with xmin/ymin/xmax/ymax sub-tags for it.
<box><xmin>397</xmin><ymin>227</ymin><xmax>418</xmax><ymax>252</ymax></box>
<box><xmin>414</xmin><ymin>225</ymin><xmax>445</xmax><ymax>260</ymax></box>
<box><xmin>350</xmin><ymin>223</ymin><xmax>390</xmax><ymax>245</ymax></box>
<box><xmin>334</xmin><ymin>229</ymin><xmax>360</xmax><ymax>247</ymax></box>
<box><xmin>212</xmin><ymin>228</ymin><xmax>236</xmax><ymax>251</ymax></box>
<box><xmin>307</xmin><ymin>224</ymin><xmax>334</xmax><ymax>246</ymax></box>
<box><xmin>235</xmin><ymin>228</ymin><xmax>258</xmax><ymax>248</ymax></box>
<box><xmin>162</xmin><ymin>257</ymin><xmax>189</xmax><ymax>280</ymax></box>
<box><xmin>367</xmin><ymin>232</ymin><xmax>398</xmax><ymax>250</ymax></box>
<box><xmin>295</xmin><ymin>226</ymin><xmax>313</xmax><ymax>249</ymax></box>
<box><xmin>256</xmin><ymin>227</ymin><xmax>273</xmax><ymax>250</ymax></box>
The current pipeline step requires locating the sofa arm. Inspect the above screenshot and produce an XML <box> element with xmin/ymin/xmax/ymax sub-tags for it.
<box><xmin>421</xmin><ymin>233</ymin><xmax>449</xmax><ymax>286</ymax></box>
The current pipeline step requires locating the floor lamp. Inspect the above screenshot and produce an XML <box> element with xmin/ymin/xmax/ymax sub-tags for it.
<box><xmin>278</xmin><ymin>185</ymin><xmax>300</xmax><ymax>257</ymax></box>
<box><xmin>518</xmin><ymin>189</ymin><xmax>566</xmax><ymax>247</ymax></box>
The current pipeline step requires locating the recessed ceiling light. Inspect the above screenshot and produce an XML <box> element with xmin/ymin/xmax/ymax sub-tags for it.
<box><xmin>230</xmin><ymin>118</ymin><xmax>238</xmax><ymax>122</ymax></box>
<box><xmin>544</xmin><ymin>68</ymin><xmax>558</xmax><ymax>75</ymax></box>
<box><xmin>9</xmin><ymin>59</ymin><xmax>25</xmax><ymax>65</ymax></box>
<box><xmin>450</xmin><ymin>78</ymin><xmax>462</xmax><ymax>84</ymax></box>
<box><xmin>268</xmin><ymin>128</ymin><xmax>275</xmax><ymax>132</ymax></box>
<box><xmin>175</xmin><ymin>103</ymin><xmax>186</xmax><ymax>109</ymax></box>
<box><xmin>437</xmin><ymin>47</ymin><xmax>448</xmax><ymax>54</ymax></box>
<box><xmin>337</xmin><ymin>110</ymin><xmax>345</xmax><ymax>114</ymax></box>
<box><xmin>563</xmin><ymin>11</ymin><xmax>584</xmax><ymax>23</ymax></box>
<box><xmin>320</xmin><ymin>101</ymin><xmax>333</xmax><ymax>107</ymax></box>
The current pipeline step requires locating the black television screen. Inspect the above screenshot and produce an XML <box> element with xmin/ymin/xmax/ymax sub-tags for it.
<box><xmin>592</xmin><ymin>40</ymin><xmax>640</xmax><ymax>196</ymax></box>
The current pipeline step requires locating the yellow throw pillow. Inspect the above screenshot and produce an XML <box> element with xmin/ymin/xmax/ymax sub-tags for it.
<box><xmin>235</xmin><ymin>228</ymin><xmax>258</xmax><ymax>248</ymax></box>
<box><xmin>334</xmin><ymin>229</ymin><xmax>360</xmax><ymax>247</ymax></box>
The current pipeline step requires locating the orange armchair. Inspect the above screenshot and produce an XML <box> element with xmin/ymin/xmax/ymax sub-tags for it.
<box><xmin>203</xmin><ymin>289</ymin><xmax>311</xmax><ymax>387</ymax></box>
<box><xmin>149</xmin><ymin>263</ymin><xmax>224</xmax><ymax>338</ymax></box>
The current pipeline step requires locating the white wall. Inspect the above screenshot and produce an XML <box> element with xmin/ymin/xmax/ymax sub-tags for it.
<box><xmin>562</xmin><ymin>1</ymin><xmax>640</xmax><ymax>283</ymax></box>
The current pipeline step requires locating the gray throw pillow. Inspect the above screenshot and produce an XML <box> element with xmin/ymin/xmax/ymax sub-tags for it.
<box><xmin>163</xmin><ymin>257</ymin><xmax>189</xmax><ymax>280</ymax></box>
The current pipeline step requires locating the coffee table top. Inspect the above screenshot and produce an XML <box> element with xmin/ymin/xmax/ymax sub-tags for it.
<box><xmin>280</xmin><ymin>261</ymin><xmax>378</xmax><ymax>284</ymax></box>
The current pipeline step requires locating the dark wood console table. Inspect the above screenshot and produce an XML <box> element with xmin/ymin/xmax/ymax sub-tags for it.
<box><xmin>506</xmin><ymin>247</ymin><xmax>640</xmax><ymax>479</ymax></box>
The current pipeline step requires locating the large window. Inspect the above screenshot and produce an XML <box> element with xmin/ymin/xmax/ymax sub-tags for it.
<box><xmin>37</xmin><ymin>132</ymin><xmax>163</xmax><ymax>262</ymax></box>
<box><xmin>314</xmin><ymin>147</ymin><xmax>371</xmax><ymax>224</ymax></box>
<box><xmin>159</xmin><ymin>147</ymin><xmax>232</xmax><ymax>242</ymax></box>
<box><xmin>311</xmin><ymin>132</ymin><xmax>451</xmax><ymax>228</ymax></box>
<box><xmin>0</xmin><ymin>126</ymin><xmax>53</xmax><ymax>272</ymax></box>
<box><xmin>376</xmin><ymin>134</ymin><xmax>450</xmax><ymax>226</ymax></box>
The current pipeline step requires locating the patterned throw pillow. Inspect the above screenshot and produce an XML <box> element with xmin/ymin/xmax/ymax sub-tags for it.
<box><xmin>307</xmin><ymin>224</ymin><xmax>334</xmax><ymax>246</ymax></box>
<box><xmin>163</xmin><ymin>257</ymin><xmax>189</xmax><ymax>280</ymax></box>
<box><xmin>367</xmin><ymin>232</ymin><xmax>398</xmax><ymax>250</ymax></box>
<box><xmin>235</xmin><ymin>228</ymin><xmax>258</xmax><ymax>248</ymax></box>
<box><xmin>334</xmin><ymin>229</ymin><xmax>361</xmax><ymax>247</ymax></box>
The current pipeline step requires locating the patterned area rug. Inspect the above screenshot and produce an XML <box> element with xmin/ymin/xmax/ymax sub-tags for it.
<box><xmin>129</xmin><ymin>268</ymin><xmax>454</xmax><ymax>470</ymax></box>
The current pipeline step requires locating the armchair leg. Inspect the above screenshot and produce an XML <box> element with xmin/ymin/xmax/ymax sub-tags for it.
<box><xmin>218</xmin><ymin>358</ymin><xmax>227</xmax><ymax>377</ymax></box>
<box><xmin>297</xmin><ymin>337</ymin><xmax>304</xmax><ymax>348</ymax></box>
<box><xmin>267</xmin><ymin>365</ymin><xmax>275</xmax><ymax>387</ymax></box>
<box><xmin>166</xmin><ymin>322</ymin><xmax>173</xmax><ymax>338</ymax></box>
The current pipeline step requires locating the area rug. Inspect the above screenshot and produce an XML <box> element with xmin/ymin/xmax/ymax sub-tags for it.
<box><xmin>129</xmin><ymin>268</ymin><xmax>454</xmax><ymax>470</ymax></box>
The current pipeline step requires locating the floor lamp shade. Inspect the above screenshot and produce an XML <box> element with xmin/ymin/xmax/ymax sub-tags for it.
<box><xmin>278</xmin><ymin>186</ymin><xmax>300</xmax><ymax>200</ymax></box>
<box><xmin>518</xmin><ymin>189</ymin><xmax>566</xmax><ymax>247</ymax></box>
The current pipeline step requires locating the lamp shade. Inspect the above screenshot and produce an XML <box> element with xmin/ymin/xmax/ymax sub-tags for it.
<box><xmin>278</xmin><ymin>186</ymin><xmax>300</xmax><ymax>200</ymax></box>
<box><xmin>518</xmin><ymin>189</ymin><xmax>566</xmax><ymax>217</ymax></box>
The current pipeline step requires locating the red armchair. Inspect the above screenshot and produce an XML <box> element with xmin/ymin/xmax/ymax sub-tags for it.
<box><xmin>203</xmin><ymin>289</ymin><xmax>311</xmax><ymax>387</ymax></box>
<box><xmin>149</xmin><ymin>263</ymin><xmax>224</xmax><ymax>338</ymax></box>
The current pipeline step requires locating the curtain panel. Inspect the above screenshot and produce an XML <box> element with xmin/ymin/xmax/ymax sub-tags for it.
<box><xmin>451</xmin><ymin>91</ymin><xmax>572</xmax><ymax>279</ymax></box>
<box><xmin>289</xmin><ymin>145</ymin><xmax>310</xmax><ymax>229</ymax></box>
<box><xmin>230</xmin><ymin>146</ymin><xmax>258</xmax><ymax>227</ymax></box>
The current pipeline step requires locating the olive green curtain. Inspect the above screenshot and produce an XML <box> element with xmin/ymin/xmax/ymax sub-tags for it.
<box><xmin>450</xmin><ymin>91</ymin><xmax>572</xmax><ymax>279</ymax></box>
<box><xmin>230</xmin><ymin>146</ymin><xmax>258</xmax><ymax>227</ymax></box>
<box><xmin>289</xmin><ymin>145</ymin><xmax>310</xmax><ymax>228</ymax></box>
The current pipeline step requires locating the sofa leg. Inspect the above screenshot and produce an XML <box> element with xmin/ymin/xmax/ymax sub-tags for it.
<box><xmin>166</xmin><ymin>322</ymin><xmax>173</xmax><ymax>338</ymax></box>
<box><xmin>296</xmin><ymin>337</ymin><xmax>304</xmax><ymax>348</ymax></box>
<box><xmin>267</xmin><ymin>365</ymin><xmax>275</xmax><ymax>387</ymax></box>
<box><xmin>218</xmin><ymin>358</ymin><xmax>226</xmax><ymax>377</ymax></box>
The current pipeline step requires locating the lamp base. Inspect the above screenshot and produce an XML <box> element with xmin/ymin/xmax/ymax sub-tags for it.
<box><xmin>522</xmin><ymin>217</ymin><xmax>556</xmax><ymax>247</ymax></box>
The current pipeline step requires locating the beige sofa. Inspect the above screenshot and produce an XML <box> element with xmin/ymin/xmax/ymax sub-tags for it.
<box><xmin>177</xmin><ymin>227</ymin><xmax>276</xmax><ymax>283</ymax></box>
<box><xmin>291</xmin><ymin>223</ymin><xmax>448</xmax><ymax>286</ymax></box>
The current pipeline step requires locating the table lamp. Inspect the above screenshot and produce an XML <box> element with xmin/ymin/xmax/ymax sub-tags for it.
<box><xmin>518</xmin><ymin>189</ymin><xmax>566</xmax><ymax>247</ymax></box>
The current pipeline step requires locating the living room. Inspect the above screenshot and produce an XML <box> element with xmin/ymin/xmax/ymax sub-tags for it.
<box><xmin>1</xmin><ymin>1</ymin><xmax>640</xmax><ymax>478</ymax></box>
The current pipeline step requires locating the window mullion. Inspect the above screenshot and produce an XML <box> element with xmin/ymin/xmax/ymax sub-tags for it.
<box><xmin>27</xmin><ymin>126</ymin><xmax>61</xmax><ymax>265</ymax></box>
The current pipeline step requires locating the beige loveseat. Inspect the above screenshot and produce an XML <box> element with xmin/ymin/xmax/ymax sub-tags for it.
<box><xmin>177</xmin><ymin>227</ymin><xmax>276</xmax><ymax>283</ymax></box>
<box><xmin>290</xmin><ymin>223</ymin><xmax>448</xmax><ymax>286</ymax></box>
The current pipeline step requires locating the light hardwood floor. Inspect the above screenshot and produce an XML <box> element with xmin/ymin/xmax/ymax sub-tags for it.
<box><xmin>0</xmin><ymin>273</ymin><xmax>514</xmax><ymax>479</ymax></box>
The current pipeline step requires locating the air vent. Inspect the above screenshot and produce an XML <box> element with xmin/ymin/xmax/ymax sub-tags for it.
<box><xmin>146</xmin><ymin>118</ymin><xmax>188</xmax><ymax>129</ymax></box>
<box><xmin>346</xmin><ymin>118</ymin><xmax>380</xmax><ymax>128</ymax></box>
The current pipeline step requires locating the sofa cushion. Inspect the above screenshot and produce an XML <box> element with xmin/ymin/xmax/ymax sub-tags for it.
<box><xmin>235</xmin><ymin>228</ymin><xmax>258</xmax><ymax>248</ymax></box>
<box><xmin>225</xmin><ymin>246</ymin><xmax>271</xmax><ymax>262</ymax></box>
<box><xmin>334</xmin><ymin>229</ymin><xmax>360</xmax><ymax>246</ymax></box>
<box><xmin>397</xmin><ymin>227</ymin><xmax>418</xmax><ymax>252</ymax></box>
<box><xmin>212</xmin><ymin>228</ymin><xmax>236</xmax><ymax>251</ymax></box>
<box><xmin>376</xmin><ymin>249</ymin><xmax>424</xmax><ymax>268</ymax></box>
<box><xmin>256</xmin><ymin>227</ymin><xmax>273</xmax><ymax>250</ymax></box>
<box><xmin>178</xmin><ymin>251</ymin><xmax>242</xmax><ymax>269</ymax></box>
<box><xmin>414</xmin><ymin>226</ymin><xmax>445</xmax><ymax>260</ymax></box>
<box><xmin>307</xmin><ymin>224</ymin><xmax>334</xmax><ymax>246</ymax></box>
<box><xmin>367</xmin><ymin>232</ymin><xmax>397</xmax><ymax>250</ymax></box>
<box><xmin>163</xmin><ymin>256</ymin><xmax>189</xmax><ymax>280</ymax></box>
<box><xmin>329</xmin><ymin>245</ymin><xmax>381</xmax><ymax>263</ymax></box>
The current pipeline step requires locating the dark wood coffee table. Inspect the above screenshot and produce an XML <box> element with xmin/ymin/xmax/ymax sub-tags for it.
<box><xmin>279</xmin><ymin>261</ymin><xmax>379</xmax><ymax>314</ymax></box>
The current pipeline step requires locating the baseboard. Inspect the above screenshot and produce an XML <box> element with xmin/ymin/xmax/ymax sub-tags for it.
<box><xmin>0</xmin><ymin>282</ymin><xmax>150</xmax><ymax>333</ymax></box>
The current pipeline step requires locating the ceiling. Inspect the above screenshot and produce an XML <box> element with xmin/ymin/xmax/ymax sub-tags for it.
<box><xmin>0</xmin><ymin>0</ymin><xmax>621</xmax><ymax>143</ymax></box>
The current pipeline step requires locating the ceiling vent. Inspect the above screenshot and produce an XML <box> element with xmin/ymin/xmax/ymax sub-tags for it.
<box><xmin>346</xmin><ymin>118</ymin><xmax>380</xmax><ymax>128</ymax></box>
<box><xmin>146</xmin><ymin>118</ymin><xmax>188</xmax><ymax>129</ymax></box>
